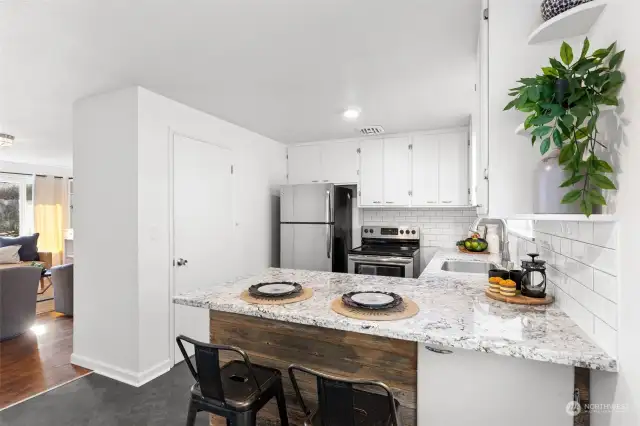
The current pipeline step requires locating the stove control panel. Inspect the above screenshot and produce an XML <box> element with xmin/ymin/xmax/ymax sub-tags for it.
<box><xmin>361</xmin><ymin>226</ymin><xmax>420</xmax><ymax>240</ymax></box>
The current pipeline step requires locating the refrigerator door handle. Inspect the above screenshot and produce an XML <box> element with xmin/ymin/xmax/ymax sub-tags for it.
<box><xmin>326</xmin><ymin>225</ymin><xmax>331</xmax><ymax>259</ymax></box>
<box><xmin>325</xmin><ymin>189</ymin><xmax>332</xmax><ymax>223</ymax></box>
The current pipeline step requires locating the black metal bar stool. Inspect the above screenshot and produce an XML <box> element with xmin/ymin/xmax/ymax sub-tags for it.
<box><xmin>177</xmin><ymin>335</ymin><xmax>289</xmax><ymax>426</ymax></box>
<box><xmin>288</xmin><ymin>364</ymin><xmax>402</xmax><ymax>426</ymax></box>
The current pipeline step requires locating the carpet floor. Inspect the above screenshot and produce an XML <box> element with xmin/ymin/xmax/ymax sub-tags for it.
<box><xmin>0</xmin><ymin>362</ymin><xmax>210</xmax><ymax>426</ymax></box>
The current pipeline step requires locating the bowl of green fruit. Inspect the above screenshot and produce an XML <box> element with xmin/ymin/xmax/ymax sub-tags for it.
<box><xmin>456</xmin><ymin>234</ymin><xmax>489</xmax><ymax>253</ymax></box>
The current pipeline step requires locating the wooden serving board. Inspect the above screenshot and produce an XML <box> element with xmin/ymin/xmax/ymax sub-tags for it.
<box><xmin>485</xmin><ymin>288</ymin><xmax>554</xmax><ymax>305</ymax></box>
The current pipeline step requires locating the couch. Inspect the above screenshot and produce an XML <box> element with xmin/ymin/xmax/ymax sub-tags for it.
<box><xmin>0</xmin><ymin>266</ymin><xmax>42</xmax><ymax>340</ymax></box>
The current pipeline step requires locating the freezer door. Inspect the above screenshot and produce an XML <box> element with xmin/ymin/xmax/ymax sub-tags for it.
<box><xmin>281</xmin><ymin>184</ymin><xmax>334</xmax><ymax>223</ymax></box>
<box><xmin>280</xmin><ymin>224</ymin><xmax>332</xmax><ymax>272</ymax></box>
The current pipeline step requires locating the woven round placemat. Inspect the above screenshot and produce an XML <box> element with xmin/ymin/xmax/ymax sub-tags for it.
<box><xmin>240</xmin><ymin>287</ymin><xmax>313</xmax><ymax>305</ymax></box>
<box><xmin>330</xmin><ymin>296</ymin><xmax>419</xmax><ymax>321</ymax></box>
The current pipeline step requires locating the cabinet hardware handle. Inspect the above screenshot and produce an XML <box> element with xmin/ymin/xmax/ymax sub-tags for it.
<box><xmin>427</xmin><ymin>201</ymin><xmax>436</xmax><ymax>204</ymax></box>
<box><xmin>312</xmin><ymin>180</ymin><xmax>319</xmax><ymax>183</ymax></box>
<box><xmin>322</xmin><ymin>180</ymin><xmax>329</xmax><ymax>182</ymax></box>
<box><xmin>442</xmin><ymin>201</ymin><xmax>452</xmax><ymax>204</ymax></box>
<box><xmin>385</xmin><ymin>202</ymin><xmax>394</xmax><ymax>204</ymax></box>
<box><xmin>373</xmin><ymin>201</ymin><xmax>382</xmax><ymax>204</ymax></box>
<box><xmin>425</xmin><ymin>345</ymin><xmax>453</xmax><ymax>354</ymax></box>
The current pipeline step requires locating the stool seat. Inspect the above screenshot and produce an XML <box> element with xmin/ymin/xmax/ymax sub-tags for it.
<box><xmin>191</xmin><ymin>360</ymin><xmax>281</xmax><ymax>410</ymax></box>
<box><xmin>309</xmin><ymin>388</ymin><xmax>402</xmax><ymax>426</ymax></box>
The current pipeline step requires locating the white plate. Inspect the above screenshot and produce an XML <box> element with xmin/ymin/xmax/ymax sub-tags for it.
<box><xmin>350</xmin><ymin>292</ymin><xmax>394</xmax><ymax>306</ymax></box>
<box><xmin>257</xmin><ymin>283</ymin><xmax>296</xmax><ymax>294</ymax></box>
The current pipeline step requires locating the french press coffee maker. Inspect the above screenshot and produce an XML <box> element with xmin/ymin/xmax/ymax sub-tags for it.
<box><xmin>521</xmin><ymin>253</ymin><xmax>547</xmax><ymax>298</ymax></box>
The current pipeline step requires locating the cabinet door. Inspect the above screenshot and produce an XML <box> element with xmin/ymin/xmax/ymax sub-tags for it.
<box><xmin>321</xmin><ymin>140</ymin><xmax>359</xmax><ymax>183</ymax></box>
<box><xmin>411</xmin><ymin>134</ymin><xmax>439</xmax><ymax>206</ymax></box>
<box><xmin>358</xmin><ymin>139</ymin><xmax>384</xmax><ymax>206</ymax></box>
<box><xmin>287</xmin><ymin>145</ymin><xmax>323</xmax><ymax>184</ymax></box>
<box><xmin>383</xmin><ymin>137</ymin><xmax>411</xmax><ymax>206</ymax></box>
<box><xmin>438</xmin><ymin>132</ymin><xmax>468</xmax><ymax>206</ymax></box>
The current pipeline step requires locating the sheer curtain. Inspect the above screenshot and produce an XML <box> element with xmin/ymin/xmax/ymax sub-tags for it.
<box><xmin>34</xmin><ymin>176</ymin><xmax>68</xmax><ymax>265</ymax></box>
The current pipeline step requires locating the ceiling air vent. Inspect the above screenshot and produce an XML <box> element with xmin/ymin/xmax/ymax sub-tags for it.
<box><xmin>358</xmin><ymin>126</ymin><xmax>385</xmax><ymax>136</ymax></box>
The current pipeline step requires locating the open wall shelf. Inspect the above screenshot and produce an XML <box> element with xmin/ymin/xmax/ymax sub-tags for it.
<box><xmin>528</xmin><ymin>1</ymin><xmax>607</xmax><ymax>45</ymax></box>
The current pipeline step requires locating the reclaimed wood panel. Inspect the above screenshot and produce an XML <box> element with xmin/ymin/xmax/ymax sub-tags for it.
<box><xmin>209</xmin><ymin>311</ymin><xmax>417</xmax><ymax>426</ymax></box>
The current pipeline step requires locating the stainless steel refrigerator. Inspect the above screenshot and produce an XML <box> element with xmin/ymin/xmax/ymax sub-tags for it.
<box><xmin>280</xmin><ymin>184</ymin><xmax>353</xmax><ymax>272</ymax></box>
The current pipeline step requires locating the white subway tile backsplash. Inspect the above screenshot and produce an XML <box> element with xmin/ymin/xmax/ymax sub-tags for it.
<box><xmin>361</xmin><ymin>208</ymin><xmax>476</xmax><ymax>248</ymax></box>
<box><xmin>593</xmin><ymin>269</ymin><xmax>617</xmax><ymax>303</ymax></box>
<box><xmin>593</xmin><ymin>222</ymin><xmax>618</xmax><ymax>249</ymax></box>
<box><xmin>526</xmin><ymin>220</ymin><xmax>619</xmax><ymax>358</ymax></box>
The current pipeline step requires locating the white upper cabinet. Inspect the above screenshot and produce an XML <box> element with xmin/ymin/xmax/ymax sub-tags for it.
<box><xmin>287</xmin><ymin>141</ymin><xmax>358</xmax><ymax>184</ymax></box>
<box><xmin>358</xmin><ymin>139</ymin><xmax>384</xmax><ymax>206</ymax></box>
<box><xmin>411</xmin><ymin>134</ymin><xmax>440</xmax><ymax>206</ymax></box>
<box><xmin>321</xmin><ymin>140</ymin><xmax>359</xmax><ymax>184</ymax></box>
<box><xmin>437</xmin><ymin>132</ymin><xmax>468</xmax><ymax>206</ymax></box>
<box><xmin>382</xmin><ymin>137</ymin><xmax>411</xmax><ymax>206</ymax></box>
<box><xmin>287</xmin><ymin>145</ymin><xmax>323</xmax><ymax>184</ymax></box>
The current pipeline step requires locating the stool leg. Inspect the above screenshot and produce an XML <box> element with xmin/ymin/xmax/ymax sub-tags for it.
<box><xmin>185</xmin><ymin>400</ymin><xmax>198</xmax><ymax>426</ymax></box>
<box><xmin>234</xmin><ymin>411</ymin><xmax>256</xmax><ymax>426</ymax></box>
<box><xmin>275</xmin><ymin>381</ymin><xmax>289</xmax><ymax>426</ymax></box>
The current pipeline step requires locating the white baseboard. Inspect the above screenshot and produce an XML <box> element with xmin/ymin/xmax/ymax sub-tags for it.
<box><xmin>71</xmin><ymin>353</ymin><xmax>171</xmax><ymax>387</ymax></box>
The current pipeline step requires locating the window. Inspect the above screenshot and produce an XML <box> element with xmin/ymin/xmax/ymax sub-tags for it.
<box><xmin>0</xmin><ymin>174</ymin><xmax>35</xmax><ymax>237</ymax></box>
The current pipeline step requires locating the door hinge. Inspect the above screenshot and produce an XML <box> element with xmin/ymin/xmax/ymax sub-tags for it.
<box><xmin>408</xmin><ymin>144</ymin><xmax>413</xmax><ymax>150</ymax></box>
<box><xmin>357</xmin><ymin>148</ymin><xmax>361</xmax><ymax>154</ymax></box>
<box><xmin>358</xmin><ymin>190</ymin><xmax>361</xmax><ymax>196</ymax></box>
<box><xmin>231</xmin><ymin>165</ymin><xmax>234</xmax><ymax>174</ymax></box>
<box><xmin>483</xmin><ymin>8</ymin><xmax>488</xmax><ymax>20</ymax></box>
<box><xmin>286</xmin><ymin>173</ymin><xmax>289</xmax><ymax>180</ymax></box>
<box><xmin>408</xmin><ymin>190</ymin><xmax>412</xmax><ymax>196</ymax></box>
<box><xmin>468</xmin><ymin>188</ymin><xmax>471</xmax><ymax>195</ymax></box>
<box><xmin>357</xmin><ymin>170</ymin><xmax>360</xmax><ymax>176</ymax></box>
<box><xmin>286</xmin><ymin>154</ymin><xmax>289</xmax><ymax>159</ymax></box>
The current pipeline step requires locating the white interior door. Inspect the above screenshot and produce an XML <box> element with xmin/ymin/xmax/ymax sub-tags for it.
<box><xmin>172</xmin><ymin>133</ymin><xmax>233</xmax><ymax>363</ymax></box>
<box><xmin>411</xmin><ymin>134</ymin><xmax>440</xmax><ymax>206</ymax></box>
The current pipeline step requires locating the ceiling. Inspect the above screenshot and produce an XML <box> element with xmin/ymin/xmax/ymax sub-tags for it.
<box><xmin>0</xmin><ymin>0</ymin><xmax>481</xmax><ymax>168</ymax></box>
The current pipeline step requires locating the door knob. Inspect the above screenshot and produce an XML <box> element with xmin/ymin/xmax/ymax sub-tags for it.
<box><xmin>176</xmin><ymin>258</ymin><xmax>188</xmax><ymax>267</ymax></box>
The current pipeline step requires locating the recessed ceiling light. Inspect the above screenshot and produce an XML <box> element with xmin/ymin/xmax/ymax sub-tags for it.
<box><xmin>342</xmin><ymin>107</ymin><xmax>361</xmax><ymax>120</ymax></box>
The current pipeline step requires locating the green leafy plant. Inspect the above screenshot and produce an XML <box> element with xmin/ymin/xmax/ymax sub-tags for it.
<box><xmin>504</xmin><ymin>38</ymin><xmax>625</xmax><ymax>216</ymax></box>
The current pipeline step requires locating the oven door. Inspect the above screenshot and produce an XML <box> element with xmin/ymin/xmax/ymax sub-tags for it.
<box><xmin>347</xmin><ymin>255</ymin><xmax>414</xmax><ymax>278</ymax></box>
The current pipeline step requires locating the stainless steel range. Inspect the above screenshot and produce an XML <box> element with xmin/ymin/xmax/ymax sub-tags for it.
<box><xmin>348</xmin><ymin>226</ymin><xmax>421</xmax><ymax>278</ymax></box>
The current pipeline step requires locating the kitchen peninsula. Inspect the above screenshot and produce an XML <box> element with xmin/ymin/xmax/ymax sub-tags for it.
<box><xmin>174</xmin><ymin>250</ymin><xmax>617</xmax><ymax>426</ymax></box>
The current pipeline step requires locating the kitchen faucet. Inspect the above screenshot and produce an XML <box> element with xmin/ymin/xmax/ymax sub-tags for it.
<box><xmin>469</xmin><ymin>218</ymin><xmax>513</xmax><ymax>269</ymax></box>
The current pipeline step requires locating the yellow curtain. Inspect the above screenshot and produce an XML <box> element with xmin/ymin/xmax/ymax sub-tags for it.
<box><xmin>34</xmin><ymin>176</ymin><xmax>68</xmax><ymax>266</ymax></box>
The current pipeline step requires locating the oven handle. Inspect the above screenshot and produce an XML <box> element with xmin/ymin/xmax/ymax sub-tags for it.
<box><xmin>348</xmin><ymin>255</ymin><xmax>414</xmax><ymax>265</ymax></box>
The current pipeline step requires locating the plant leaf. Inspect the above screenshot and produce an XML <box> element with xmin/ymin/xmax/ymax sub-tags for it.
<box><xmin>549</xmin><ymin>58</ymin><xmax>567</xmax><ymax>71</ymax></box>
<box><xmin>591</xmin><ymin>48</ymin><xmax>610</xmax><ymax>59</ymax></box>
<box><xmin>571</xmin><ymin>106</ymin><xmax>590</xmax><ymax>122</ymax></box>
<box><xmin>608</xmin><ymin>70</ymin><xmax>624</xmax><ymax>86</ymax></box>
<box><xmin>561</xmin><ymin>189</ymin><xmax>582</xmax><ymax>204</ymax></box>
<box><xmin>504</xmin><ymin>99</ymin><xmax>518</xmax><ymax>111</ymax></box>
<box><xmin>562</xmin><ymin>114</ymin><xmax>574</xmax><ymax>128</ymax></box>
<box><xmin>531</xmin><ymin>135</ymin><xmax>537</xmax><ymax>146</ymax></box>
<box><xmin>609</xmin><ymin>50</ymin><xmax>625</xmax><ymax>69</ymax></box>
<box><xmin>531</xmin><ymin>115</ymin><xmax>553</xmax><ymax>126</ymax></box>
<box><xmin>559</xmin><ymin>143</ymin><xmax>576</xmax><ymax>164</ymax></box>
<box><xmin>601</xmin><ymin>97</ymin><xmax>619</xmax><ymax>106</ymax></box>
<box><xmin>595</xmin><ymin>159</ymin><xmax>614</xmax><ymax>173</ymax></box>
<box><xmin>552</xmin><ymin>128</ymin><xmax>563</xmax><ymax>147</ymax></box>
<box><xmin>560</xmin><ymin>174</ymin><xmax>584</xmax><ymax>187</ymax></box>
<box><xmin>580</xmin><ymin>199</ymin><xmax>593</xmax><ymax>217</ymax></box>
<box><xmin>532</xmin><ymin>126</ymin><xmax>552</xmax><ymax>137</ymax></box>
<box><xmin>542</xmin><ymin>67</ymin><xmax>559</xmax><ymax>77</ymax></box>
<box><xmin>588</xmin><ymin>191</ymin><xmax>607</xmax><ymax>206</ymax></box>
<box><xmin>590</xmin><ymin>174</ymin><xmax>617</xmax><ymax>190</ymax></box>
<box><xmin>575</xmin><ymin>127</ymin><xmax>590</xmax><ymax>139</ymax></box>
<box><xmin>560</xmin><ymin>42</ymin><xmax>574</xmax><ymax>66</ymax></box>
<box><xmin>580</xmin><ymin>37</ymin><xmax>590</xmax><ymax>59</ymax></box>
<box><xmin>547</xmin><ymin>104</ymin><xmax>566</xmax><ymax>117</ymax></box>
<box><xmin>540</xmin><ymin>137</ymin><xmax>551</xmax><ymax>155</ymax></box>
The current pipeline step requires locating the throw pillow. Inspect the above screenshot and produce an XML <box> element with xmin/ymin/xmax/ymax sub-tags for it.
<box><xmin>0</xmin><ymin>233</ymin><xmax>40</xmax><ymax>261</ymax></box>
<box><xmin>0</xmin><ymin>245</ymin><xmax>21</xmax><ymax>264</ymax></box>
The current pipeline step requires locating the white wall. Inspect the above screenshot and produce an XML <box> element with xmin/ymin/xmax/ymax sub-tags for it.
<box><xmin>136</xmin><ymin>88</ymin><xmax>286</xmax><ymax>373</ymax></box>
<box><xmin>0</xmin><ymin>160</ymin><xmax>73</xmax><ymax>177</ymax></box>
<box><xmin>72</xmin><ymin>87</ymin><xmax>140</xmax><ymax>375</ymax></box>
<box><xmin>72</xmin><ymin>86</ymin><xmax>286</xmax><ymax>385</ymax></box>
<box><xmin>581</xmin><ymin>1</ymin><xmax>640</xmax><ymax>424</ymax></box>
<box><xmin>487</xmin><ymin>0</ymin><xmax>581</xmax><ymax>217</ymax></box>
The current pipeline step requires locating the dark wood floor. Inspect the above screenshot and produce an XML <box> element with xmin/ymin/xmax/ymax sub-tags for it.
<box><xmin>0</xmin><ymin>312</ymin><xmax>91</xmax><ymax>409</ymax></box>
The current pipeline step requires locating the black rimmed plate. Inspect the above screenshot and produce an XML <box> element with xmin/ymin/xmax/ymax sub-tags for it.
<box><xmin>248</xmin><ymin>282</ymin><xmax>302</xmax><ymax>298</ymax></box>
<box><xmin>342</xmin><ymin>291</ymin><xmax>402</xmax><ymax>310</ymax></box>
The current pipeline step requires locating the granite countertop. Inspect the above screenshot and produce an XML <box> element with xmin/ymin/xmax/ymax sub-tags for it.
<box><xmin>173</xmin><ymin>249</ymin><xmax>617</xmax><ymax>372</ymax></box>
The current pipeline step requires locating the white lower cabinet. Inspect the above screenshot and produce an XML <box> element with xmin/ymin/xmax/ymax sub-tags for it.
<box><xmin>417</xmin><ymin>345</ymin><xmax>574</xmax><ymax>426</ymax></box>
